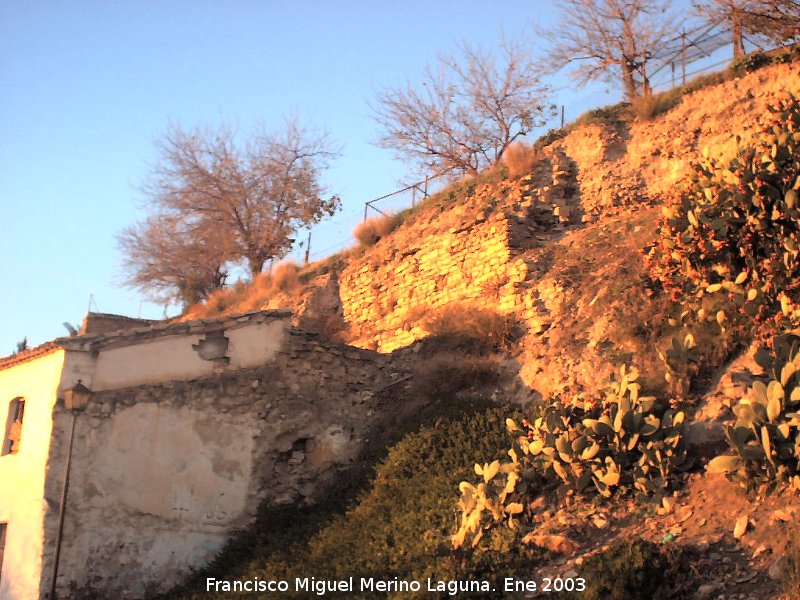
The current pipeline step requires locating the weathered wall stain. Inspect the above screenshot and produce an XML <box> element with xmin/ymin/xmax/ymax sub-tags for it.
<box><xmin>38</xmin><ymin>326</ymin><xmax>414</xmax><ymax>599</ymax></box>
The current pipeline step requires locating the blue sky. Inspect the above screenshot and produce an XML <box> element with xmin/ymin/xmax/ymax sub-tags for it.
<box><xmin>0</xmin><ymin>0</ymin><xmax>710</xmax><ymax>354</ymax></box>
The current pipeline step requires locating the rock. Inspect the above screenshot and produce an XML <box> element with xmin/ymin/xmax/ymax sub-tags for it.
<box><xmin>521</xmin><ymin>533</ymin><xmax>580</xmax><ymax>554</ymax></box>
<box><xmin>768</xmin><ymin>557</ymin><xmax>788</xmax><ymax>581</ymax></box>
<box><xmin>733</xmin><ymin>515</ymin><xmax>749</xmax><ymax>539</ymax></box>
<box><xmin>684</xmin><ymin>420</ymin><xmax>727</xmax><ymax>459</ymax></box>
<box><xmin>697</xmin><ymin>583</ymin><xmax>718</xmax><ymax>598</ymax></box>
<box><xmin>591</xmin><ymin>514</ymin><xmax>609</xmax><ymax>529</ymax></box>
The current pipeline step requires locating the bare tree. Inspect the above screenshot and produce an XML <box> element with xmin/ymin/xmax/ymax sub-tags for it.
<box><xmin>372</xmin><ymin>41</ymin><xmax>552</xmax><ymax>176</ymax></box>
<box><xmin>738</xmin><ymin>0</ymin><xmax>800</xmax><ymax>45</ymax></box>
<box><xmin>119</xmin><ymin>213</ymin><xmax>231</xmax><ymax>306</ymax></box>
<box><xmin>694</xmin><ymin>0</ymin><xmax>800</xmax><ymax>56</ymax></box>
<box><xmin>547</xmin><ymin>0</ymin><xmax>676</xmax><ymax>100</ymax></box>
<box><xmin>120</xmin><ymin>118</ymin><xmax>340</xmax><ymax>305</ymax></box>
<box><xmin>693</xmin><ymin>0</ymin><xmax>748</xmax><ymax>57</ymax></box>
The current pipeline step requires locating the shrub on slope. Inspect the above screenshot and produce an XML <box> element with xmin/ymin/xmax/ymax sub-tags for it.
<box><xmin>163</xmin><ymin>404</ymin><xmax>540</xmax><ymax>600</ymax></box>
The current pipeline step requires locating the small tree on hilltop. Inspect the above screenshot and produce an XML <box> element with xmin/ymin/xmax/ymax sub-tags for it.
<box><xmin>743</xmin><ymin>0</ymin><xmax>800</xmax><ymax>45</ymax></box>
<box><xmin>372</xmin><ymin>40</ymin><xmax>553</xmax><ymax>177</ymax></box>
<box><xmin>693</xmin><ymin>0</ymin><xmax>751</xmax><ymax>58</ymax></box>
<box><xmin>120</xmin><ymin>118</ymin><xmax>341</xmax><ymax>306</ymax></box>
<box><xmin>547</xmin><ymin>0</ymin><xmax>677</xmax><ymax>100</ymax></box>
<box><xmin>119</xmin><ymin>213</ymin><xmax>232</xmax><ymax>306</ymax></box>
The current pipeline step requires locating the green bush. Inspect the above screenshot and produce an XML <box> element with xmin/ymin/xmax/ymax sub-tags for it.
<box><xmin>575</xmin><ymin>102</ymin><xmax>631</xmax><ymax>128</ymax></box>
<box><xmin>297</xmin><ymin>249</ymin><xmax>356</xmax><ymax>285</ymax></box>
<box><xmin>728</xmin><ymin>51</ymin><xmax>774</xmax><ymax>76</ymax></box>
<box><xmin>571</xmin><ymin>539</ymin><xmax>675</xmax><ymax>600</ymax></box>
<box><xmin>682</xmin><ymin>70</ymin><xmax>727</xmax><ymax>95</ymax></box>
<box><xmin>299</xmin><ymin>407</ymin><xmax>540</xmax><ymax>593</ymax></box>
<box><xmin>410</xmin><ymin>354</ymin><xmax>503</xmax><ymax>402</ymax></box>
<box><xmin>534</xmin><ymin>127</ymin><xmax>567</xmax><ymax>149</ymax></box>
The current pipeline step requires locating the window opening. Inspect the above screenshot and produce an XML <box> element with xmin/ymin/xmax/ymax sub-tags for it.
<box><xmin>2</xmin><ymin>398</ymin><xmax>25</xmax><ymax>455</ymax></box>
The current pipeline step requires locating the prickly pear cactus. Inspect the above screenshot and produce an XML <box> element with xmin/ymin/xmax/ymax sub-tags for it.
<box><xmin>453</xmin><ymin>367</ymin><xmax>690</xmax><ymax>549</ymax></box>
<box><xmin>647</xmin><ymin>92</ymin><xmax>800</xmax><ymax>331</ymax></box>
<box><xmin>708</xmin><ymin>334</ymin><xmax>800</xmax><ymax>491</ymax></box>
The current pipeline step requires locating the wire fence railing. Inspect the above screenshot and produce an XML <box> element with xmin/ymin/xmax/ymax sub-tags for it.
<box><xmin>648</xmin><ymin>18</ymin><xmax>782</xmax><ymax>92</ymax></box>
<box><xmin>286</xmin><ymin>22</ymin><xmax>789</xmax><ymax>269</ymax></box>
<box><xmin>284</xmin><ymin>169</ymin><xmax>455</xmax><ymax>267</ymax></box>
<box><xmin>363</xmin><ymin>168</ymin><xmax>455</xmax><ymax>221</ymax></box>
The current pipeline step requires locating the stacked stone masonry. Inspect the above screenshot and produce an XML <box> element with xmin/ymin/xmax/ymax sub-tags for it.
<box><xmin>339</xmin><ymin>151</ymin><xmax>577</xmax><ymax>353</ymax></box>
<box><xmin>41</xmin><ymin>328</ymin><xmax>416</xmax><ymax>599</ymax></box>
<box><xmin>337</xmin><ymin>63</ymin><xmax>800</xmax><ymax>356</ymax></box>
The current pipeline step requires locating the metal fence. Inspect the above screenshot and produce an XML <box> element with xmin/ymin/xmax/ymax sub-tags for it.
<box><xmin>647</xmin><ymin>19</ymin><xmax>778</xmax><ymax>92</ymax></box>
<box><xmin>363</xmin><ymin>169</ymin><xmax>455</xmax><ymax>221</ymax></box>
<box><xmin>287</xmin><ymin>21</ymin><xmax>786</xmax><ymax>268</ymax></box>
<box><xmin>283</xmin><ymin>170</ymin><xmax>454</xmax><ymax>266</ymax></box>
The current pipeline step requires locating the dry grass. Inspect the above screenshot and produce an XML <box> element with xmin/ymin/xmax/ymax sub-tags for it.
<box><xmin>418</xmin><ymin>303</ymin><xmax>518</xmax><ymax>351</ymax></box>
<box><xmin>530</xmin><ymin>208</ymin><xmax>676</xmax><ymax>394</ymax></box>
<box><xmin>630</xmin><ymin>90</ymin><xmax>683</xmax><ymax>122</ymax></box>
<box><xmin>316</xmin><ymin>314</ymin><xmax>349</xmax><ymax>343</ymax></box>
<box><xmin>270</xmin><ymin>261</ymin><xmax>300</xmax><ymax>293</ymax></box>
<box><xmin>781</xmin><ymin>530</ymin><xmax>800</xmax><ymax>599</ymax></box>
<box><xmin>353</xmin><ymin>213</ymin><xmax>404</xmax><ymax>248</ymax></box>
<box><xmin>183</xmin><ymin>260</ymin><xmax>302</xmax><ymax>320</ymax></box>
<box><xmin>502</xmin><ymin>142</ymin><xmax>540</xmax><ymax>178</ymax></box>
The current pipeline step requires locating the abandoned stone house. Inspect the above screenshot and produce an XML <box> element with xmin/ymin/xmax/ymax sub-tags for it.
<box><xmin>0</xmin><ymin>310</ymin><xmax>409</xmax><ymax>600</ymax></box>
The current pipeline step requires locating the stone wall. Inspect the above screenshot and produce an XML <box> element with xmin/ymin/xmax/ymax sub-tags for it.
<box><xmin>40</xmin><ymin>329</ymin><xmax>414</xmax><ymax>599</ymax></box>
<box><xmin>339</xmin><ymin>162</ymin><xmax>576</xmax><ymax>353</ymax></box>
<box><xmin>334</xmin><ymin>62</ymin><xmax>800</xmax><ymax>378</ymax></box>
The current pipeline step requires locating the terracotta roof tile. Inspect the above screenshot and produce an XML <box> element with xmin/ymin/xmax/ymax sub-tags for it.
<box><xmin>0</xmin><ymin>341</ymin><xmax>62</xmax><ymax>371</ymax></box>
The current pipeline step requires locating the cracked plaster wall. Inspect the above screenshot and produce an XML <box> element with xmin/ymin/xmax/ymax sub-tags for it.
<box><xmin>38</xmin><ymin>328</ymin><xmax>409</xmax><ymax>599</ymax></box>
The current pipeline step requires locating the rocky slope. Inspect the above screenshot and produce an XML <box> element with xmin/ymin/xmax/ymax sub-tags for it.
<box><xmin>172</xmin><ymin>58</ymin><xmax>800</xmax><ymax>599</ymax></box>
<box><xmin>187</xmin><ymin>61</ymin><xmax>800</xmax><ymax>400</ymax></box>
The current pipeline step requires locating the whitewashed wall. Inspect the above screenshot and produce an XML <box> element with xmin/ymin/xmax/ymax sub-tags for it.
<box><xmin>0</xmin><ymin>350</ymin><xmax>65</xmax><ymax>600</ymax></box>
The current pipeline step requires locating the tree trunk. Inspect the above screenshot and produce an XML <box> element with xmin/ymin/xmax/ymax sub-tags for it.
<box><xmin>732</xmin><ymin>10</ymin><xmax>745</xmax><ymax>58</ymax></box>
<box><xmin>248</xmin><ymin>256</ymin><xmax>266</xmax><ymax>276</ymax></box>
<box><xmin>622</xmin><ymin>61</ymin><xmax>638</xmax><ymax>101</ymax></box>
